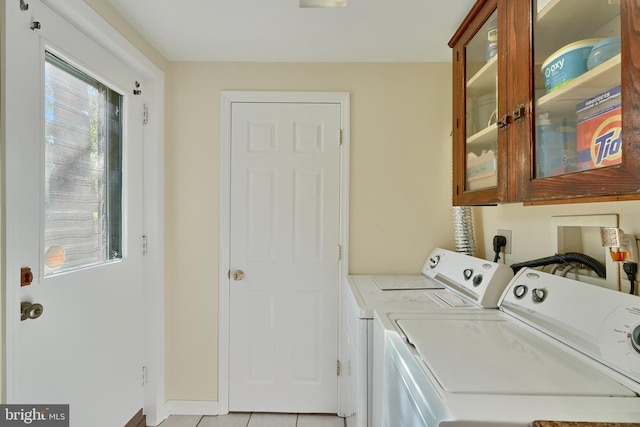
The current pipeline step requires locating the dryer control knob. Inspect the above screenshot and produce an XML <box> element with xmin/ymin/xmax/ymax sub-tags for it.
<box><xmin>463</xmin><ymin>268</ymin><xmax>473</xmax><ymax>280</ymax></box>
<box><xmin>472</xmin><ymin>274</ymin><xmax>483</xmax><ymax>287</ymax></box>
<box><xmin>429</xmin><ymin>256</ymin><xmax>440</xmax><ymax>269</ymax></box>
<box><xmin>513</xmin><ymin>284</ymin><xmax>528</xmax><ymax>299</ymax></box>
<box><xmin>532</xmin><ymin>288</ymin><xmax>548</xmax><ymax>303</ymax></box>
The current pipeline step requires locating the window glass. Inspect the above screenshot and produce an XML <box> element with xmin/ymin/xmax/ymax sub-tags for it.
<box><xmin>533</xmin><ymin>0</ymin><xmax>621</xmax><ymax>179</ymax></box>
<box><xmin>44</xmin><ymin>51</ymin><xmax>123</xmax><ymax>275</ymax></box>
<box><xmin>464</xmin><ymin>9</ymin><xmax>498</xmax><ymax>192</ymax></box>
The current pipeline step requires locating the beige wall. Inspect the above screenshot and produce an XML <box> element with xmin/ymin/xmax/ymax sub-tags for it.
<box><xmin>475</xmin><ymin>201</ymin><xmax>640</xmax><ymax>266</ymax></box>
<box><xmin>164</xmin><ymin>62</ymin><xmax>455</xmax><ymax>400</ymax></box>
<box><xmin>164</xmin><ymin>61</ymin><xmax>640</xmax><ymax>402</ymax></box>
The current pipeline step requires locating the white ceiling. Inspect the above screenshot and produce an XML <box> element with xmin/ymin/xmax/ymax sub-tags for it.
<box><xmin>105</xmin><ymin>0</ymin><xmax>476</xmax><ymax>62</ymax></box>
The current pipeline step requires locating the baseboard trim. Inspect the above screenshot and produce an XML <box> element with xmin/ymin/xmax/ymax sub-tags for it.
<box><xmin>166</xmin><ymin>400</ymin><xmax>220</xmax><ymax>416</ymax></box>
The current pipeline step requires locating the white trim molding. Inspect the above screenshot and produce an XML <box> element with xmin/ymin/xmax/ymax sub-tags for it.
<box><xmin>166</xmin><ymin>400</ymin><xmax>220</xmax><ymax>417</ymax></box>
<box><xmin>218</xmin><ymin>91</ymin><xmax>350</xmax><ymax>414</ymax></box>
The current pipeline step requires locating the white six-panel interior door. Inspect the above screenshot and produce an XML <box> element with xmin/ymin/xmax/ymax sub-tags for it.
<box><xmin>222</xmin><ymin>93</ymin><xmax>349</xmax><ymax>413</ymax></box>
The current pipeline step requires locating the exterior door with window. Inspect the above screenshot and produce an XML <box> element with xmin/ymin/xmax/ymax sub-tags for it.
<box><xmin>4</xmin><ymin>3</ymin><xmax>144</xmax><ymax>426</ymax></box>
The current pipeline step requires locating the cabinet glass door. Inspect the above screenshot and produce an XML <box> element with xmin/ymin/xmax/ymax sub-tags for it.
<box><xmin>533</xmin><ymin>0</ymin><xmax>621</xmax><ymax>180</ymax></box>
<box><xmin>464</xmin><ymin>9</ymin><xmax>498</xmax><ymax>192</ymax></box>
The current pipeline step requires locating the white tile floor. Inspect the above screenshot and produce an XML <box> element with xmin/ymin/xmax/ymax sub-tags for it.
<box><xmin>157</xmin><ymin>413</ymin><xmax>345</xmax><ymax>427</ymax></box>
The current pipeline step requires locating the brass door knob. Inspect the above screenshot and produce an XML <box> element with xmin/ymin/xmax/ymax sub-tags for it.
<box><xmin>232</xmin><ymin>270</ymin><xmax>245</xmax><ymax>281</ymax></box>
<box><xmin>21</xmin><ymin>301</ymin><xmax>44</xmax><ymax>321</ymax></box>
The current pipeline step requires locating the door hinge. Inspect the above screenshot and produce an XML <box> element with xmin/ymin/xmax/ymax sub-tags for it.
<box><xmin>337</xmin><ymin>244</ymin><xmax>342</xmax><ymax>261</ymax></box>
<box><xmin>142</xmin><ymin>366</ymin><xmax>148</xmax><ymax>386</ymax></box>
<box><xmin>338</xmin><ymin>129</ymin><xmax>343</xmax><ymax>146</ymax></box>
<box><xmin>142</xmin><ymin>235</ymin><xmax>148</xmax><ymax>255</ymax></box>
<box><xmin>337</xmin><ymin>360</ymin><xmax>341</xmax><ymax>376</ymax></box>
<box><xmin>143</xmin><ymin>104</ymin><xmax>149</xmax><ymax>125</ymax></box>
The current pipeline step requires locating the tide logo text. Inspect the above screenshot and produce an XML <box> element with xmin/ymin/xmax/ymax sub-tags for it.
<box><xmin>591</xmin><ymin>115</ymin><xmax>622</xmax><ymax>166</ymax></box>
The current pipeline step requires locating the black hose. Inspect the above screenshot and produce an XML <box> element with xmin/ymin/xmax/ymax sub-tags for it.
<box><xmin>510</xmin><ymin>252</ymin><xmax>606</xmax><ymax>278</ymax></box>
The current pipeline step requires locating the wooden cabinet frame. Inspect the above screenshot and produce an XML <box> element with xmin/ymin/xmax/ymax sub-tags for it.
<box><xmin>450</xmin><ymin>0</ymin><xmax>640</xmax><ymax>206</ymax></box>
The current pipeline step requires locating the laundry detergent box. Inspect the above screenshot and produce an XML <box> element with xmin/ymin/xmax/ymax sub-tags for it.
<box><xmin>575</xmin><ymin>86</ymin><xmax>622</xmax><ymax>171</ymax></box>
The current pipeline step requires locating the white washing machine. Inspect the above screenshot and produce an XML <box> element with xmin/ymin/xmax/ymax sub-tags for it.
<box><xmin>340</xmin><ymin>247</ymin><xmax>514</xmax><ymax>427</ymax></box>
<box><xmin>375</xmin><ymin>267</ymin><xmax>640</xmax><ymax>426</ymax></box>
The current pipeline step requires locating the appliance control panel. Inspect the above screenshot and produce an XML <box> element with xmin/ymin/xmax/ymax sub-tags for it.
<box><xmin>421</xmin><ymin>248</ymin><xmax>514</xmax><ymax>308</ymax></box>
<box><xmin>501</xmin><ymin>268</ymin><xmax>640</xmax><ymax>383</ymax></box>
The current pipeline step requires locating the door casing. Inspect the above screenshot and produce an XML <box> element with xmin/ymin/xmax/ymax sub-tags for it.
<box><xmin>218</xmin><ymin>91</ymin><xmax>350</xmax><ymax>414</ymax></box>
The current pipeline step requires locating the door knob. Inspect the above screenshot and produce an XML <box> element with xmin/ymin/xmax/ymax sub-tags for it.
<box><xmin>21</xmin><ymin>301</ymin><xmax>44</xmax><ymax>321</ymax></box>
<box><xmin>232</xmin><ymin>270</ymin><xmax>245</xmax><ymax>281</ymax></box>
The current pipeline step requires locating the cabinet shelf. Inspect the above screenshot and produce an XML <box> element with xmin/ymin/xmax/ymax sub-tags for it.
<box><xmin>467</xmin><ymin>55</ymin><xmax>497</xmax><ymax>97</ymax></box>
<box><xmin>467</xmin><ymin>123</ymin><xmax>497</xmax><ymax>148</ymax></box>
<box><xmin>536</xmin><ymin>0</ymin><xmax>620</xmax><ymax>60</ymax></box>
<box><xmin>536</xmin><ymin>54</ymin><xmax>620</xmax><ymax>117</ymax></box>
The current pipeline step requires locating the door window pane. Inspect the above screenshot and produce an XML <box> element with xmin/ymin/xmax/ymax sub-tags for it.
<box><xmin>44</xmin><ymin>51</ymin><xmax>123</xmax><ymax>275</ymax></box>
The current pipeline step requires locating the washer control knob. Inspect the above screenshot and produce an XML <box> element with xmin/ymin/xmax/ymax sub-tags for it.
<box><xmin>532</xmin><ymin>288</ymin><xmax>548</xmax><ymax>303</ymax></box>
<box><xmin>513</xmin><ymin>284</ymin><xmax>528</xmax><ymax>299</ymax></box>
<box><xmin>472</xmin><ymin>274</ymin><xmax>483</xmax><ymax>287</ymax></box>
<box><xmin>463</xmin><ymin>268</ymin><xmax>473</xmax><ymax>280</ymax></box>
<box><xmin>429</xmin><ymin>255</ymin><xmax>440</xmax><ymax>269</ymax></box>
<box><xmin>631</xmin><ymin>325</ymin><xmax>640</xmax><ymax>355</ymax></box>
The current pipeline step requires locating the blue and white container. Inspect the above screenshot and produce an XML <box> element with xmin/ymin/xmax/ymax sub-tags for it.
<box><xmin>587</xmin><ymin>37</ymin><xmax>620</xmax><ymax>70</ymax></box>
<box><xmin>541</xmin><ymin>39</ymin><xmax>602</xmax><ymax>93</ymax></box>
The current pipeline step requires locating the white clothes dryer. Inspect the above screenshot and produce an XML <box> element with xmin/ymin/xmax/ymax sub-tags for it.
<box><xmin>341</xmin><ymin>247</ymin><xmax>514</xmax><ymax>427</ymax></box>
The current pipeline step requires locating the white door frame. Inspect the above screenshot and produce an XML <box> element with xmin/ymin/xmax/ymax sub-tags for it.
<box><xmin>2</xmin><ymin>0</ymin><xmax>166</xmax><ymax>424</ymax></box>
<box><xmin>218</xmin><ymin>91</ymin><xmax>350</xmax><ymax>414</ymax></box>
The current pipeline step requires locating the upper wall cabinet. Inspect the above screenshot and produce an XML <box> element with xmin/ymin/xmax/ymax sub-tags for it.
<box><xmin>449</xmin><ymin>0</ymin><xmax>640</xmax><ymax>206</ymax></box>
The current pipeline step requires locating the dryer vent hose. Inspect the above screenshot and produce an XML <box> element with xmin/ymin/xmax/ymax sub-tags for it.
<box><xmin>510</xmin><ymin>252</ymin><xmax>606</xmax><ymax>278</ymax></box>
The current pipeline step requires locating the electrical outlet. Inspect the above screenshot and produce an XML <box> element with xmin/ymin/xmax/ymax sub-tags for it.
<box><xmin>497</xmin><ymin>229</ymin><xmax>512</xmax><ymax>254</ymax></box>
<box><xmin>621</xmin><ymin>234</ymin><xmax>639</xmax><ymax>264</ymax></box>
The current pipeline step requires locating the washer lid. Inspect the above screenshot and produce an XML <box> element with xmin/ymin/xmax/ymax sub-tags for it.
<box><xmin>349</xmin><ymin>276</ymin><xmax>451</xmax><ymax>319</ymax></box>
<box><xmin>397</xmin><ymin>317</ymin><xmax>635</xmax><ymax>397</ymax></box>
<box><xmin>372</xmin><ymin>275</ymin><xmax>443</xmax><ymax>290</ymax></box>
